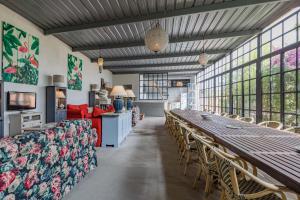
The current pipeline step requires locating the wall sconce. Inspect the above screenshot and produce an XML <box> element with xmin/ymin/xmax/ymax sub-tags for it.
<box><xmin>98</xmin><ymin>57</ymin><xmax>104</xmax><ymax>73</ymax></box>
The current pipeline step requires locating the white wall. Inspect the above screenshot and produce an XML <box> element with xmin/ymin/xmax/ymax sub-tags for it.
<box><xmin>0</xmin><ymin>5</ymin><xmax>112</xmax><ymax>136</ymax></box>
<box><xmin>113</xmin><ymin>74</ymin><xmax>139</xmax><ymax>99</ymax></box>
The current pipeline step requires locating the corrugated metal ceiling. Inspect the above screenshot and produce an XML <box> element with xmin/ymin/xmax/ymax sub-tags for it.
<box><xmin>0</xmin><ymin>0</ymin><xmax>298</xmax><ymax>74</ymax></box>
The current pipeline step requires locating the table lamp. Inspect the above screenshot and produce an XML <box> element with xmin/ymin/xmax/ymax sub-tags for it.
<box><xmin>125</xmin><ymin>89</ymin><xmax>135</xmax><ymax>110</ymax></box>
<box><xmin>110</xmin><ymin>86</ymin><xmax>127</xmax><ymax>113</ymax></box>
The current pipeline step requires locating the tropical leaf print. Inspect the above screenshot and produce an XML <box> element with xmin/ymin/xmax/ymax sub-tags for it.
<box><xmin>1</xmin><ymin>22</ymin><xmax>39</xmax><ymax>85</ymax></box>
<box><xmin>67</xmin><ymin>54</ymin><xmax>83</xmax><ymax>91</ymax></box>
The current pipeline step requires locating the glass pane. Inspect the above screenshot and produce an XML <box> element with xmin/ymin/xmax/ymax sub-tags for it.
<box><xmin>261</xmin><ymin>42</ymin><xmax>271</xmax><ymax>56</ymax></box>
<box><xmin>263</xmin><ymin>112</ymin><xmax>270</xmax><ymax>121</ymax></box>
<box><xmin>285</xmin><ymin>93</ymin><xmax>296</xmax><ymax>113</ymax></box>
<box><xmin>250</xmin><ymin>79</ymin><xmax>256</xmax><ymax>94</ymax></box>
<box><xmin>262</xmin><ymin>30</ymin><xmax>271</xmax><ymax>43</ymax></box>
<box><xmin>271</xmin><ymin>113</ymin><xmax>280</xmax><ymax>121</ymax></box>
<box><xmin>244</xmin><ymin>81</ymin><xmax>249</xmax><ymax>95</ymax></box>
<box><xmin>262</xmin><ymin>94</ymin><xmax>270</xmax><ymax>111</ymax></box>
<box><xmin>271</xmin><ymin>55</ymin><xmax>280</xmax><ymax>74</ymax></box>
<box><xmin>271</xmin><ymin>94</ymin><xmax>280</xmax><ymax>112</ymax></box>
<box><xmin>285</xmin><ymin>114</ymin><xmax>296</xmax><ymax>126</ymax></box>
<box><xmin>284</xmin><ymin>49</ymin><xmax>297</xmax><ymax>71</ymax></box>
<box><xmin>262</xmin><ymin>77</ymin><xmax>270</xmax><ymax>93</ymax></box>
<box><xmin>272</xmin><ymin>23</ymin><xmax>283</xmax><ymax>38</ymax></box>
<box><xmin>283</xmin><ymin>30</ymin><xmax>297</xmax><ymax>47</ymax></box>
<box><xmin>244</xmin><ymin>95</ymin><xmax>249</xmax><ymax>109</ymax></box>
<box><xmin>250</xmin><ymin>95</ymin><xmax>256</xmax><ymax>109</ymax></box>
<box><xmin>284</xmin><ymin>14</ymin><xmax>297</xmax><ymax>32</ymax></box>
<box><xmin>271</xmin><ymin>74</ymin><xmax>280</xmax><ymax>93</ymax></box>
<box><xmin>271</xmin><ymin>37</ymin><xmax>282</xmax><ymax>52</ymax></box>
<box><xmin>261</xmin><ymin>58</ymin><xmax>270</xmax><ymax>76</ymax></box>
<box><xmin>284</xmin><ymin>71</ymin><xmax>296</xmax><ymax>92</ymax></box>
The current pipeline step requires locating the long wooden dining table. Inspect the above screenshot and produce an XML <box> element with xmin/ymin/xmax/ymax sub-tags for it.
<box><xmin>170</xmin><ymin>109</ymin><xmax>300</xmax><ymax>194</ymax></box>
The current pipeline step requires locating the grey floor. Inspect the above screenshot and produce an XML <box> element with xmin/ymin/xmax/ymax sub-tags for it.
<box><xmin>64</xmin><ymin>117</ymin><xmax>219</xmax><ymax>200</ymax></box>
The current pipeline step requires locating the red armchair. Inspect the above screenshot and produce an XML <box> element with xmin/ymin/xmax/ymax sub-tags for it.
<box><xmin>67</xmin><ymin>104</ymin><xmax>115</xmax><ymax>147</ymax></box>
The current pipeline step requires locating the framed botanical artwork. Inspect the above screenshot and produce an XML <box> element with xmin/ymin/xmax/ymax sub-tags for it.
<box><xmin>2</xmin><ymin>22</ymin><xmax>39</xmax><ymax>85</ymax></box>
<box><xmin>67</xmin><ymin>54</ymin><xmax>82</xmax><ymax>90</ymax></box>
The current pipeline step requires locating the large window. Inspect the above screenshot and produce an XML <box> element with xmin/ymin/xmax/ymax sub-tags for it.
<box><xmin>139</xmin><ymin>73</ymin><xmax>168</xmax><ymax>100</ymax></box>
<box><xmin>196</xmin><ymin>9</ymin><xmax>300</xmax><ymax>126</ymax></box>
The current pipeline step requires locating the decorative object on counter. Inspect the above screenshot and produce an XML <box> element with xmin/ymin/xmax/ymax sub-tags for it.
<box><xmin>132</xmin><ymin>105</ymin><xmax>140</xmax><ymax>126</ymax></box>
<box><xmin>2</xmin><ymin>22</ymin><xmax>39</xmax><ymax>85</ymax></box>
<box><xmin>67</xmin><ymin>54</ymin><xmax>83</xmax><ymax>91</ymax></box>
<box><xmin>98</xmin><ymin>89</ymin><xmax>110</xmax><ymax>104</ymax></box>
<box><xmin>53</xmin><ymin>74</ymin><xmax>65</xmax><ymax>87</ymax></box>
<box><xmin>125</xmin><ymin>89</ymin><xmax>135</xmax><ymax>110</ymax></box>
<box><xmin>110</xmin><ymin>85</ymin><xmax>127</xmax><ymax>113</ymax></box>
<box><xmin>90</xmin><ymin>84</ymin><xmax>100</xmax><ymax>91</ymax></box>
<box><xmin>98</xmin><ymin>57</ymin><xmax>104</xmax><ymax>73</ymax></box>
<box><xmin>140</xmin><ymin>113</ymin><xmax>145</xmax><ymax>120</ymax></box>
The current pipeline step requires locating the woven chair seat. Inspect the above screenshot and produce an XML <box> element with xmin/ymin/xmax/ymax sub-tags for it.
<box><xmin>225</xmin><ymin>179</ymin><xmax>282</xmax><ymax>200</ymax></box>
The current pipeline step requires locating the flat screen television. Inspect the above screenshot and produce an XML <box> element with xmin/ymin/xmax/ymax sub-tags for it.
<box><xmin>7</xmin><ymin>91</ymin><xmax>36</xmax><ymax>111</ymax></box>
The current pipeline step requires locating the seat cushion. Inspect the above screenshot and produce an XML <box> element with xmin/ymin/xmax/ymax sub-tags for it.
<box><xmin>92</xmin><ymin>107</ymin><xmax>106</xmax><ymax>117</ymax></box>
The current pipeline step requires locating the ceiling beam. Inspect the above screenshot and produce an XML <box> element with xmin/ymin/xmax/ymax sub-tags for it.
<box><xmin>104</xmin><ymin>61</ymin><xmax>211</xmax><ymax>70</ymax></box>
<box><xmin>73</xmin><ymin>29</ymin><xmax>260</xmax><ymax>52</ymax></box>
<box><xmin>112</xmin><ymin>68</ymin><xmax>202</xmax><ymax>74</ymax></box>
<box><xmin>44</xmin><ymin>0</ymin><xmax>289</xmax><ymax>35</ymax></box>
<box><xmin>90</xmin><ymin>49</ymin><xmax>230</xmax><ymax>62</ymax></box>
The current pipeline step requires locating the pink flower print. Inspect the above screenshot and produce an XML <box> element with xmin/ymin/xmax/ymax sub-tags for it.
<box><xmin>46</xmin><ymin>129</ymin><xmax>56</xmax><ymax>141</ymax></box>
<box><xmin>15</xmin><ymin>156</ymin><xmax>27</xmax><ymax>168</ymax></box>
<box><xmin>74</xmin><ymin>66</ymin><xmax>78</xmax><ymax>71</ymax></box>
<box><xmin>51</xmin><ymin>176</ymin><xmax>61</xmax><ymax>193</ymax></box>
<box><xmin>59</xmin><ymin>146</ymin><xmax>68</xmax><ymax>157</ymax></box>
<box><xmin>24</xmin><ymin>170</ymin><xmax>37</xmax><ymax>190</ymax></box>
<box><xmin>39</xmin><ymin>182</ymin><xmax>48</xmax><ymax>195</ymax></box>
<box><xmin>30</xmin><ymin>144</ymin><xmax>41</xmax><ymax>154</ymax></box>
<box><xmin>0</xmin><ymin>170</ymin><xmax>17</xmax><ymax>192</ymax></box>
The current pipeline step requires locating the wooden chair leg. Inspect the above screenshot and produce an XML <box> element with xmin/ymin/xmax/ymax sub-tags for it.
<box><xmin>204</xmin><ymin>175</ymin><xmax>212</xmax><ymax>195</ymax></box>
<box><xmin>193</xmin><ymin>166</ymin><xmax>202</xmax><ymax>189</ymax></box>
<box><xmin>220</xmin><ymin>188</ymin><xmax>225</xmax><ymax>200</ymax></box>
<box><xmin>179</xmin><ymin>149</ymin><xmax>186</xmax><ymax>164</ymax></box>
<box><xmin>184</xmin><ymin>151</ymin><xmax>190</xmax><ymax>176</ymax></box>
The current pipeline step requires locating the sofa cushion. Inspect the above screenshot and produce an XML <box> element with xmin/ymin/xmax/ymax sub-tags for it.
<box><xmin>92</xmin><ymin>107</ymin><xmax>106</xmax><ymax>117</ymax></box>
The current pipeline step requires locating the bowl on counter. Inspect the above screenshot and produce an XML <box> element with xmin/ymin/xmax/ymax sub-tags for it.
<box><xmin>201</xmin><ymin>114</ymin><xmax>212</xmax><ymax>120</ymax></box>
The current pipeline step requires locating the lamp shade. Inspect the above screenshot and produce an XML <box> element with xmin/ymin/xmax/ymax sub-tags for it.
<box><xmin>144</xmin><ymin>24</ymin><xmax>169</xmax><ymax>52</ymax></box>
<box><xmin>53</xmin><ymin>75</ymin><xmax>65</xmax><ymax>87</ymax></box>
<box><xmin>110</xmin><ymin>85</ymin><xmax>127</xmax><ymax>97</ymax></box>
<box><xmin>125</xmin><ymin>89</ymin><xmax>135</xmax><ymax>98</ymax></box>
<box><xmin>90</xmin><ymin>84</ymin><xmax>100</xmax><ymax>91</ymax></box>
<box><xmin>198</xmin><ymin>53</ymin><xmax>208</xmax><ymax>65</ymax></box>
<box><xmin>98</xmin><ymin>58</ymin><xmax>104</xmax><ymax>66</ymax></box>
<box><xmin>56</xmin><ymin>91</ymin><xmax>65</xmax><ymax>98</ymax></box>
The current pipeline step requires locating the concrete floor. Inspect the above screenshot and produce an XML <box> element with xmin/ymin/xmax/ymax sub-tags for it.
<box><xmin>64</xmin><ymin>117</ymin><xmax>219</xmax><ymax>200</ymax></box>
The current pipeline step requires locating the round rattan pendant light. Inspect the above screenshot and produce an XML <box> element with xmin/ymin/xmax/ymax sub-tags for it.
<box><xmin>144</xmin><ymin>23</ymin><xmax>169</xmax><ymax>53</ymax></box>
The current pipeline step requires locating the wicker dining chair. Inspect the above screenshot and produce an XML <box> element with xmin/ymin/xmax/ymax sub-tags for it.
<box><xmin>227</xmin><ymin>114</ymin><xmax>239</xmax><ymax>119</ymax></box>
<box><xmin>238</xmin><ymin>117</ymin><xmax>255</xmax><ymax>124</ymax></box>
<box><xmin>258</xmin><ymin>121</ymin><xmax>283</xmax><ymax>130</ymax></box>
<box><xmin>192</xmin><ymin>134</ymin><xmax>250</xmax><ymax>195</ymax></box>
<box><xmin>284</xmin><ymin>126</ymin><xmax>300</xmax><ymax>134</ymax></box>
<box><xmin>191</xmin><ymin>134</ymin><xmax>219</xmax><ymax>195</ymax></box>
<box><xmin>211</xmin><ymin>147</ymin><xmax>290</xmax><ymax>200</ymax></box>
<box><xmin>178</xmin><ymin>123</ymin><xmax>198</xmax><ymax>175</ymax></box>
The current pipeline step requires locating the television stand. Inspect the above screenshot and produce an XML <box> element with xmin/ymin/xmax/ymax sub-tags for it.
<box><xmin>9</xmin><ymin>112</ymin><xmax>42</xmax><ymax>137</ymax></box>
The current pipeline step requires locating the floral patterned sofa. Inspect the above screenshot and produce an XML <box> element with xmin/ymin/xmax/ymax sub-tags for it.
<box><xmin>0</xmin><ymin>119</ymin><xmax>98</xmax><ymax>200</ymax></box>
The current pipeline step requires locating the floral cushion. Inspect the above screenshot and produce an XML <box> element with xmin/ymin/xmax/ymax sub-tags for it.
<box><xmin>0</xmin><ymin>120</ymin><xmax>98</xmax><ymax>200</ymax></box>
